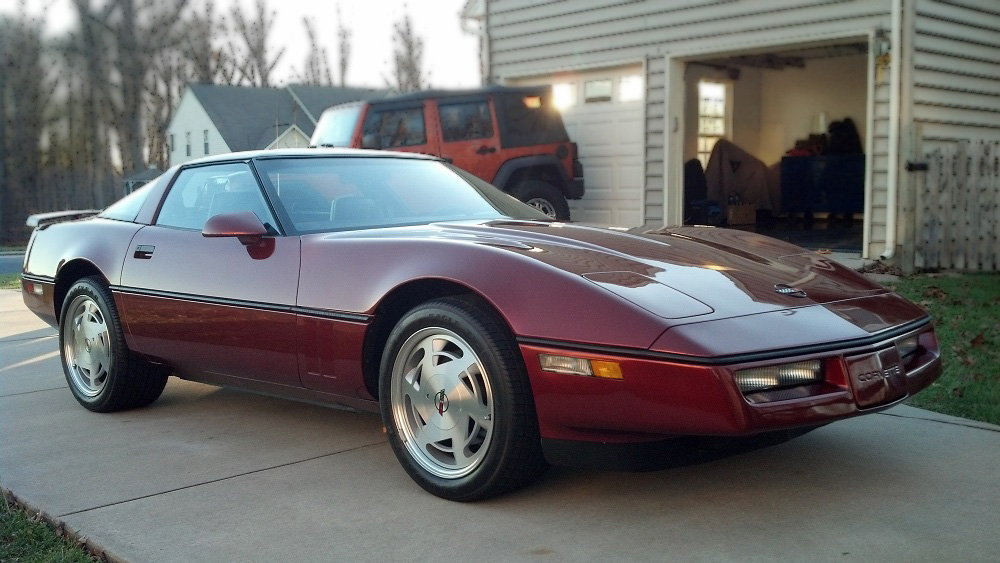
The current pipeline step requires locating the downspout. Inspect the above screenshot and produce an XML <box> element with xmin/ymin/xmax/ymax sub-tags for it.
<box><xmin>881</xmin><ymin>0</ymin><xmax>903</xmax><ymax>260</ymax></box>
<box><xmin>460</xmin><ymin>0</ymin><xmax>491</xmax><ymax>84</ymax></box>
<box><xmin>862</xmin><ymin>30</ymin><xmax>876</xmax><ymax>258</ymax></box>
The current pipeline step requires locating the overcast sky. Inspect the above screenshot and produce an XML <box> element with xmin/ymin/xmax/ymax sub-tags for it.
<box><xmin>0</xmin><ymin>0</ymin><xmax>482</xmax><ymax>89</ymax></box>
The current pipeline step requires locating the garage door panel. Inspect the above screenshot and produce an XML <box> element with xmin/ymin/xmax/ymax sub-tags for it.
<box><xmin>618</xmin><ymin>164</ymin><xmax>643</xmax><ymax>193</ymax></box>
<box><xmin>513</xmin><ymin>65</ymin><xmax>645</xmax><ymax>227</ymax></box>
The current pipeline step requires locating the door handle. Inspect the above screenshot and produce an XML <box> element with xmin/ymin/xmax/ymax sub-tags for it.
<box><xmin>476</xmin><ymin>146</ymin><xmax>496</xmax><ymax>155</ymax></box>
<box><xmin>133</xmin><ymin>245</ymin><xmax>155</xmax><ymax>259</ymax></box>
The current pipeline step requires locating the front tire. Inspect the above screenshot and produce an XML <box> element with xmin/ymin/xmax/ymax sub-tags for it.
<box><xmin>59</xmin><ymin>277</ymin><xmax>167</xmax><ymax>412</ymax></box>
<box><xmin>510</xmin><ymin>180</ymin><xmax>571</xmax><ymax>220</ymax></box>
<box><xmin>379</xmin><ymin>296</ymin><xmax>547</xmax><ymax>501</ymax></box>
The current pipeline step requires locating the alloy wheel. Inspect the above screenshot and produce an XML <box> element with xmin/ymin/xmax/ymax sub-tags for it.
<box><xmin>390</xmin><ymin>327</ymin><xmax>495</xmax><ymax>479</ymax></box>
<box><xmin>63</xmin><ymin>295</ymin><xmax>112</xmax><ymax>398</ymax></box>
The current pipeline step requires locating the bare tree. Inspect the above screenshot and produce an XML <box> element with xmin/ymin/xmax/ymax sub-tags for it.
<box><xmin>0</xmin><ymin>8</ymin><xmax>52</xmax><ymax>238</ymax></box>
<box><xmin>337</xmin><ymin>4</ymin><xmax>351</xmax><ymax>86</ymax></box>
<box><xmin>229</xmin><ymin>0</ymin><xmax>285</xmax><ymax>87</ymax></box>
<box><xmin>68</xmin><ymin>0</ymin><xmax>189</xmax><ymax>180</ymax></box>
<box><xmin>386</xmin><ymin>12</ymin><xmax>426</xmax><ymax>92</ymax></box>
<box><xmin>293</xmin><ymin>18</ymin><xmax>333</xmax><ymax>86</ymax></box>
<box><xmin>182</xmin><ymin>1</ymin><xmax>237</xmax><ymax>85</ymax></box>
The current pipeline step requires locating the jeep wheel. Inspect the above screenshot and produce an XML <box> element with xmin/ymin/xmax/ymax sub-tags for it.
<box><xmin>510</xmin><ymin>181</ymin><xmax>571</xmax><ymax>220</ymax></box>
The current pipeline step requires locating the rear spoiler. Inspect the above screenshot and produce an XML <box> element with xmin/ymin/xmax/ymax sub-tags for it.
<box><xmin>26</xmin><ymin>210</ymin><xmax>101</xmax><ymax>229</ymax></box>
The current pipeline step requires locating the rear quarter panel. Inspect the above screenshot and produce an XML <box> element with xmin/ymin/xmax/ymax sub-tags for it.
<box><xmin>23</xmin><ymin>218</ymin><xmax>143</xmax><ymax>321</ymax></box>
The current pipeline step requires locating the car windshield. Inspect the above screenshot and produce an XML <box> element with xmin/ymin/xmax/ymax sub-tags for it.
<box><xmin>310</xmin><ymin>104</ymin><xmax>363</xmax><ymax>147</ymax></box>
<box><xmin>255</xmin><ymin>157</ymin><xmax>549</xmax><ymax>233</ymax></box>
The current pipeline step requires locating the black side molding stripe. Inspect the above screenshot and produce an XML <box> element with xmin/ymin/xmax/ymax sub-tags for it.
<box><xmin>294</xmin><ymin>307</ymin><xmax>370</xmax><ymax>323</ymax></box>
<box><xmin>518</xmin><ymin>317</ymin><xmax>932</xmax><ymax>367</ymax></box>
<box><xmin>21</xmin><ymin>274</ymin><xmax>54</xmax><ymax>284</ymax></box>
<box><xmin>110</xmin><ymin>285</ymin><xmax>371</xmax><ymax>323</ymax></box>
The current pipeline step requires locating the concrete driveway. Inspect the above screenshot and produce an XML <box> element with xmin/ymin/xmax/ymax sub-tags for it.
<box><xmin>2</xmin><ymin>289</ymin><xmax>999</xmax><ymax>562</ymax></box>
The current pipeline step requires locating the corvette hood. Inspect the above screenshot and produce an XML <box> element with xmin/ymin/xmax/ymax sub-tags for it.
<box><xmin>437</xmin><ymin>221</ymin><xmax>887</xmax><ymax>323</ymax></box>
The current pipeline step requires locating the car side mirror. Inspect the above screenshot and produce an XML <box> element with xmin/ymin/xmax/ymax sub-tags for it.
<box><xmin>202</xmin><ymin>211</ymin><xmax>268</xmax><ymax>246</ymax></box>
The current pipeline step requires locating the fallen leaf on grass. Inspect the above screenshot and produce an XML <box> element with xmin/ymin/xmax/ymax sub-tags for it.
<box><xmin>970</xmin><ymin>332</ymin><xmax>985</xmax><ymax>348</ymax></box>
<box><xmin>951</xmin><ymin>386</ymin><xmax>965</xmax><ymax>398</ymax></box>
<box><xmin>922</xmin><ymin>285</ymin><xmax>948</xmax><ymax>300</ymax></box>
<box><xmin>960</xmin><ymin>355</ymin><xmax>976</xmax><ymax>367</ymax></box>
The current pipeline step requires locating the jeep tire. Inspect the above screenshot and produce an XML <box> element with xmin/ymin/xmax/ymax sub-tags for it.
<box><xmin>510</xmin><ymin>181</ymin><xmax>571</xmax><ymax>220</ymax></box>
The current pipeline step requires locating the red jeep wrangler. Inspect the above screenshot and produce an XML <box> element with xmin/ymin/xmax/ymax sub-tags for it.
<box><xmin>309</xmin><ymin>86</ymin><xmax>584</xmax><ymax>220</ymax></box>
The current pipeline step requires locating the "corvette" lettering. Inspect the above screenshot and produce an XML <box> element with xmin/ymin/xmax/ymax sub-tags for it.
<box><xmin>857</xmin><ymin>364</ymin><xmax>902</xmax><ymax>382</ymax></box>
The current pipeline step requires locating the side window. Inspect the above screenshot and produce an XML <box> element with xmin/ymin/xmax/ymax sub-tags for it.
<box><xmin>156</xmin><ymin>163</ymin><xmax>276</xmax><ymax>231</ymax></box>
<box><xmin>361</xmin><ymin>107</ymin><xmax>426</xmax><ymax>149</ymax></box>
<box><xmin>439</xmin><ymin>101</ymin><xmax>494</xmax><ymax>142</ymax></box>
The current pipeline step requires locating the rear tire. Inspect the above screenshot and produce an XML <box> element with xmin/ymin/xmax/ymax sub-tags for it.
<box><xmin>379</xmin><ymin>296</ymin><xmax>548</xmax><ymax>501</ymax></box>
<box><xmin>59</xmin><ymin>277</ymin><xmax>167</xmax><ymax>412</ymax></box>
<box><xmin>510</xmin><ymin>180</ymin><xmax>571</xmax><ymax>220</ymax></box>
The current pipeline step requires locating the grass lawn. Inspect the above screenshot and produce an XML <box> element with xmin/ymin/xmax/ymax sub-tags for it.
<box><xmin>0</xmin><ymin>274</ymin><xmax>19</xmax><ymax>290</ymax></box>
<box><xmin>889</xmin><ymin>274</ymin><xmax>1000</xmax><ymax>426</ymax></box>
<box><xmin>1</xmin><ymin>496</ymin><xmax>95</xmax><ymax>562</ymax></box>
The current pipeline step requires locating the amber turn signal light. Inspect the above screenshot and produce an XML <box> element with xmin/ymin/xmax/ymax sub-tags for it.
<box><xmin>539</xmin><ymin>354</ymin><xmax>623</xmax><ymax>380</ymax></box>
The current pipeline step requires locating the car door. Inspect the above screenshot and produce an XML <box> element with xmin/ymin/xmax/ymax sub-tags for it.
<box><xmin>359</xmin><ymin>101</ymin><xmax>439</xmax><ymax>157</ymax></box>
<box><xmin>118</xmin><ymin>161</ymin><xmax>302</xmax><ymax>386</ymax></box>
<box><xmin>435</xmin><ymin>97</ymin><xmax>503</xmax><ymax>181</ymax></box>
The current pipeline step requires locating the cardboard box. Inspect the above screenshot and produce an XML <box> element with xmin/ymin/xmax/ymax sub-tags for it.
<box><xmin>726</xmin><ymin>203</ymin><xmax>757</xmax><ymax>225</ymax></box>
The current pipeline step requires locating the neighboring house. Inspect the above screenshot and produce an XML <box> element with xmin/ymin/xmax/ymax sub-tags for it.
<box><xmin>464</xmin><ymin>0</ymin><xmax>1000</xmax><ymax>271</ymax></box>
<box><xmin>167</xmin><ymin>84</ymin><xmax>388</xmax><ymax>167</ymax></box>
<box><xmin>122</xmin><ymin>166</ymin><xmax>162</xmax><ymax>194</ymax></box>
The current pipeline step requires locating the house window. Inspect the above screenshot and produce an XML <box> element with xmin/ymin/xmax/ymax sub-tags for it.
<box><xmin>203</xmin><ymin>130</ymin><xmax>209</xmax><ymax>154</ymax></box>
<box><xmin>584</xmin><ymin>79</ymin><xmax>612</xmax><ymax>103</ymax></box>
<box><xmin>620</xmin><ymin>75</ymin><xmax>644</xmax><ymax>102</ymax></box>
<box><xmin>552</xmin><ymin>83</ymin><xmax>576</xmax><ymax>110</ymax></box>
<box><xmin>169</xmin><ymin>134</ymin><xmax>174</xmax><ymax>154</ymax></box>
<box><xmin>185</xmin><ymin>132</ymin><xmax>191</xmax><ymax>157</ymax></box>
<box><xmin>697</xmin><ymin>81</ymin><xmax>729</xmax><ymax>168</ymax></box>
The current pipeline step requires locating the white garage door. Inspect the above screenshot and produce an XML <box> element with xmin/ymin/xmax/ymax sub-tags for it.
<box><xmin>512</xmin><ymin>66</ymin><xmax>644</xmax><ymax>226</ymax></box>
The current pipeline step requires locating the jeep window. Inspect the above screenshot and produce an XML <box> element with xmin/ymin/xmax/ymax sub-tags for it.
<box><xmin>361</xmin><ymin>107</ymin><xmax>426</xmax><ymax>149</ymax></box>
<box><xmin>494</xmin><ymin>90</ymin><xmax>569</xmax><ymax>149</ymax></box>
<box><xmin>439</xmin><ymin>101</ymin><xmax>494</xmax><ymax>142</ymax></box>
<box><xmin>311</xmin><ymin>104</ymin><xmax>363</xmax><ymax>147</ymax></box>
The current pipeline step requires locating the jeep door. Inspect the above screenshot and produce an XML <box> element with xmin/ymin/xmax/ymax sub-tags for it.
<box><xmin>435</xmin><ymin>97</ymin><xmax>503</xmax><ymax>182</ymax></box>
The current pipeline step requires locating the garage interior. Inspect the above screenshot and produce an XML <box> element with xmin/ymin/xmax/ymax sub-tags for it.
<box><xmin>683</xmin><ymin>40</ymin><xmax>870</xmax><ymax>251</ymax></box>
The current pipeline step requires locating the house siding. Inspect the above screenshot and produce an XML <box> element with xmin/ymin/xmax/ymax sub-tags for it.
<box><xmin>912</xmin><ymin>0</ymin><xmax>1000</xmax><ymax>149</ymax></box>
<box><xmin>488</xmin><ymin>0</ymin><xmax>894</xmax><ymax>230</ymax></box>
<box><xmin>167</xmin><ymin>89</ymin><xmax>230</xmax><ymax>166</ymax></box>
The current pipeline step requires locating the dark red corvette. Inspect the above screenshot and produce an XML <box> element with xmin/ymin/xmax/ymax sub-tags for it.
<box><xmin>22</xmin><ymin>149</ymin><xmax>941</xmax><ymax>500</ymax></box>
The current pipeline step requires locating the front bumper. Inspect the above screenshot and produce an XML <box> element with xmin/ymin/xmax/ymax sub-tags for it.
<box><xmin>519</xmin><ymin>322</ymin><xmax>941</xmax><ymax>467</ymax></box>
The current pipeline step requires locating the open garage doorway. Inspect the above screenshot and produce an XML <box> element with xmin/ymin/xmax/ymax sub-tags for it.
<box><xmin>679</xmin><ymin>39</ymin><xmax>873</xmax><ymax>252</ymax></box>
